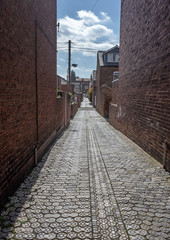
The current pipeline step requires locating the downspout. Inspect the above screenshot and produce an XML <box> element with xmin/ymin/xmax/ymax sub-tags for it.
<box><xmin>65</xmin><ymin>93</ymin><xmax>67</xmax><ymax>127</ymax></box>
<box><xmin>34</xmin><ymin>19</ymin><xmax>38</xmax><ymax>166</ymax></box>
<box><xmin>163</xmin><ymin>139</ymin><xmax>168</xmax><ymax>170</ymax></box>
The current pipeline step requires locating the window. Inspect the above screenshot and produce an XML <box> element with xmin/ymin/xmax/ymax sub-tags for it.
<box><xmin>115</xmin><ymin>54</ymin><xmax>119</xmax><ymax>62</ymax></box>
<box><xmin>107</xmin><ymin>53</ymin><xmax>114</xmax><ymax>62</ymax></box>
<box><xmin>107</xmin><ymin>53</ymin><xmax>119</xmax><ymax>62</ymax></box>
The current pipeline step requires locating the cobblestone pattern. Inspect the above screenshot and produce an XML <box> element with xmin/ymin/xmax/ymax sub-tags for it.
<box><xmin>87</xmin><ymin>106</ymin><xmax>170</xmax><ymax>240</ymax></box>
<box><xmin>0</xmin><ymin>99</ymin><xmax>170</xmax><ymax>240</ymax></box>
<box><xmin>87</xmin><ymin>121</ymin><xmax>128</xmax><ymax>239</ymax></box>
<box><xmin>0</xmin><ymin>107</ymin><xmax>92</xmax><ymax>239</ymax></box>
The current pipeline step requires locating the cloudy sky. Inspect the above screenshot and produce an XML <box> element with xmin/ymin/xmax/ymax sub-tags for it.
<box><xmin>57</xmin><ymin>0</ymin><xmax>121</xmax><ymax>79</ymax></box>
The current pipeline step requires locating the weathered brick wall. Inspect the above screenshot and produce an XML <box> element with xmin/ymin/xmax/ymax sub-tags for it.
<box><xmin>96</xmin><ymin>66</ymin><xmax>118</xmax><ymax>116</ymax></box>
<box><xmin>76</xmin><ymin>94</ymin><xmax>82</xmax><ymax>108</ymax></box>
<box><xmin>111</xmin><ymin>80</ymin><xmax>119</xmax><ymax>105</ymax></box>
<box><xmin>66</xmin><ymin>95</ymin><xmax>71</xmax><ymax>127</ymax></box>
<box><xmin>56</xmin><ymin>92</ymin><xmax>72</xmax><ymax>132</ymax></box>
<box><xmin>92</xmin><ymin>81</ymin><xmax>96</xmax><ymax>107</ymax></box>
<box><xmin>100</xmin><ymin>67</ymin><xmax>118</xmax><ymax>88</ymax></box>
<box><xmin>56</xmin><ymin>96</ymin><xmax>65</xmax><ymax>134</ymax></box>
<box><xmin>110</xmin><ymin>0</ymin><xmax>170</xmax><ymax>171</ymax></box>
<box><xmin>71</xmin><ymin>103</ymin><xmax>78</xmax><ymax>118</ymax></box>
<box><xmin>109</xmin><ymin>80</ymin><xmax>119</xmax><ymax>126</ymax></box>
<box><xmin>97</xmin><ymin>85</ymin><xmax>112</xmax><ymax>118</ymax></box>
<box><xmin>0</xmin><ymin>0</ymin><xmax>57</xmax><ymax>208</ymax></box>
<box><xmin>60</xmin><ymin>85</ymin><xmax>67</xmax><ymax>92</ymax></box>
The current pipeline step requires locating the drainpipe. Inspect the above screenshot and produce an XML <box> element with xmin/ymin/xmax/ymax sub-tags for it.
<box><xmin>163</xmin><ymin>139</ymin><xmax>168</xmax><ymax>169</ymax></box>
<box><xmin>65</xmin><ymin>93</ymin><xmax>67</xmax><ymax>127</ymax></box>
<box><xmin>34</xmin><ymin>19</ymin><xmax>38</xmax><ymax>166</ymax></box>
<box><xmin>34</xmin><ymin>145</ymin><xmax>38</xmax><ymax>166</ymax></box>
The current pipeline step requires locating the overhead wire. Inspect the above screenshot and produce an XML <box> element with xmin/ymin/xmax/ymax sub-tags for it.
<box><xmin>57</xmin><ymin>49</ymin><xmax>97</xmax><ymax>51</ymax></box>
<box><xmin>57</xmin><ymin>0</ymin><xmax>113</xmax><ymax>55</ymax></box>
<box><xmin>57</xmin><ymin>0</ymin><xmax>101</xmax><ymax>77</ymax></box>
<box><xmin>58</xmin><ymin>45</ymin><xmax>99</xmax><ymax>51</ymax></box>
<box><xmin>71</xmin><ymin>0</ymin><xmax>100</xmax><ymax>41</ymax></box>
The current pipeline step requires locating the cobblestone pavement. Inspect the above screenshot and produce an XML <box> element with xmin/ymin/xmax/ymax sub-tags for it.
<box><xmin>0</xmin><ymin>98</ymin><xmax>170</xmax><ymax>240</ymax></box>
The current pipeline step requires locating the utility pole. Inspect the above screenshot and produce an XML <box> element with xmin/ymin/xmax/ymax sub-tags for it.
<box><xmin>68</xmin><ymin>40</ymin><xmax>71</xmax><ymax>84</ymax></box>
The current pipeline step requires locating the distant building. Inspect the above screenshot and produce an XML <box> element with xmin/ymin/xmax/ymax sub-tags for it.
<box><xmin>96</xmin><ymin>45</ymin><xmax>119</xmax><ymax>117</ymax></box>
<box><xmin>57</xmin><ymin>75</ymin><xmax>68</xmax><ymax>88</ymax></box>
<box><xmin>73</xmin><ymin>77</ymin><xmax>91</xmax><ymax>94</ymax></box>
<box><xmin>92</xmin><ymin>70</ymin><xmax>97</xmax><ymax>107</ymax></box>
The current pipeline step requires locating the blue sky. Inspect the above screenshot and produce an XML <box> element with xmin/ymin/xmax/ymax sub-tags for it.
<box><xmin>57</xmin><ymin>0</ymin><xmax>121</xmax><ymax>79</ymax></box>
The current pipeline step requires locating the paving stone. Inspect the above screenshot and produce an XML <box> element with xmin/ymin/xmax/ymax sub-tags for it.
<box><xmin>0</xmin><ymin>98</ymin><xmax>169</xmax><ymax>239</ymax></box>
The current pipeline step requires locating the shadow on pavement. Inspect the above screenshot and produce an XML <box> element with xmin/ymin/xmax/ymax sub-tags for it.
<box><xmin>0</xmin><ymin>142</ymin><xmax>55</xmax><ymax>239</ymax></box>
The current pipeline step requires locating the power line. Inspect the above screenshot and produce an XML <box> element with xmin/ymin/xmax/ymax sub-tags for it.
<box><xmin>58</xmin><ymin>44</ymin><xmax>100</xmax><ymax>51</ymax></box>
<box><xmin>58</xmin><ymin>49</ymin><xmax>98</xmax><ymax>53</ymax></box>
<box><xmin>71</xmin><ymin>0</ymin><xmax>100</xmax><ymax>41</ymax></box>
<box><xmin>58</xmin><ymin>40</ymin><xmax>114</xmax><ymax>47</ymax></box>
<box><xmin>72</xmin><ymin>40</ymin><xmax>113</xmax><ymax>44</ymax></box>
<box><xmin>71</xmin><ymin>47</ymin><xmax>98</xmax><ymax>50</ymax></box>
<box><xmin>58</xmin><ymin>47</ymin><xmax>98</xmax><ymax>51</ymax></box>
<box><xmin>58</xmin><ymin>46</ymin><xmax>99</xmax><ymax>51</ymax></box>
<box><xmin>90</xmin><ymin>0</ymin><xmax>100</xmax><ymax>13</ymax></box>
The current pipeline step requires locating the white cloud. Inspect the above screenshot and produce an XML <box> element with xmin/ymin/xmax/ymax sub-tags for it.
<box><xmin>76</xmin><ymin>67</ymin><xmax>94</xmax><ymax>75</ymax></box>
<box><xmin>60</xmin><ymin>58</ymin><xmax>65</xmax><ymax>62</ymax></box>
<box><xmin>58</xmin><ymin>73</ymin><xmax>66</xmax><ymax>79</ymax></box>
<box><xmin>77</xmin><ymin>10</ymin><xmax>100</xmax><ymax>25</ymax></box>
<box><xmin>100</xmin><ymin>12</ymin><xmax>111</xmax><ymax>22</ymax></box>
<box><xmin>58</xmin><ymin>10</ymin><xmax>118</xmax><ymax>56</ymax></box>
<box><xmin>82</xmin><ymin>24</ymin><xmax>113</xmax><ymax>41</ymax></box>
<box><xmin>82</xmin><ymin>52</ymin><xmax>97</xmax><ymax>57</ymax></box>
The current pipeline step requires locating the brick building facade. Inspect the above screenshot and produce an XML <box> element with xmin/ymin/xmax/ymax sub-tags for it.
<box><xmin>73</xmin><ymin>78</ymin><xmax>91</xmax><ymax>94</ymax></box>
<box><xmin>96</xmin><ymin>46</ymin><xmax>119</xmax><ymax>117</ymax></box>
<box><xmin>109</xmin><ymin>0</ymin><xmax>170</xmax><ymax>171</ymax></box>
<box><xmin>0</xmin><ymin>0</ymin><xmax>57</xmax><ymax>208</ymax></box>
<box><xmin>57</xmin><ymin>75</ymin><xmax>67</xmax><ymax>90</ymax></box>
<box><xmin>91</xmin><ymin>70</ymin><xmax>96</xmax><ymax>107</ymax></box>
<box><xmin>56</xmin><ymin>92</ymin><xmax>71</xmax><ymax>132</ymax></box>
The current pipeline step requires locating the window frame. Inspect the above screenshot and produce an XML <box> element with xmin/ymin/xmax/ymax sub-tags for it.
<box><xmin>107</xmin><ymin>53</ymin><xmax>119</xmax><ymax>63</ymax></box>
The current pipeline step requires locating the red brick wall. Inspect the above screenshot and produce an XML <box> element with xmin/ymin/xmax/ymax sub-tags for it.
<box><xmin>100</xmin><ymin>67</ymin><xmax>118</xmax><ymax>88</ymax></box>
<box><xmin>92</xmin><ymin>81</ymin><xmax>96</xmax><ymax>107</ymax></box>
<box><xmin>71</xmin><ymin>103</ymin><xmax>78</xmax><ymax>118</ymax></box>
<box><xmin>0</xmin><ymin>0</ymin><xmax>57</xmax><ymax>208</ymax></box>
<box><xmin>60</xmin><ymin>85</ymin><xmax>67</xmax><ymax>92</ymax></box>
<box><xmin>96</xmin><ymin>66</ymin><xmax>118</xmax><ymax>116</ymax></box>
<box><xmin>76</xmin><ymin>94</ymin><xmax>82</xmax><ymax>108</ymax></box>
<box><xmin>109</xmin><ymin>80</ymin><xmax>119</xmax><ymax>126</ymax></box>
<box><xmin>110</xmin><ymin>0</ymin><xmax>170</xmax><ymax>171</ymax></box>
<box><xmin>56</xmin><ymin>97</ymin><xmax>65</xmax><ymax>134</ymax></box>
<box><xmin>97</xmin><ymin>85</ymin><xmax>112</xmax><ymax>118</ymax></box>
<box><xmin>56</xmin><ymin>93</ymin><xmax>71</xmax><ymax>133</ymax></box>
<box><xmin>66</xmin><ymin>94</ymin><xmax>71</xmax><ymax>127</ymax></box>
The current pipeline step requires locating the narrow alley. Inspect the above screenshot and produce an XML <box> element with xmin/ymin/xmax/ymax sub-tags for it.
<box><xmin>0</xmin><ymin>98</ymin><xmax>169</xmax><ymax>240</ymax></box>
